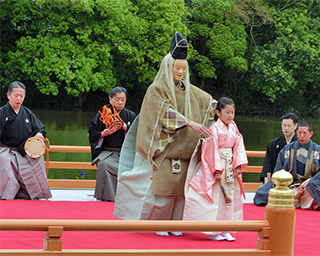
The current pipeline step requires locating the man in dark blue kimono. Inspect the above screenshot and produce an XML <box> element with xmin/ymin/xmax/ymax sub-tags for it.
<box><xmin>88</xmin><ymin>87</ymin><xmax>135</xmax><ymax>201</ymax></box>
<box><xmin>260</xmin><ymin>113</ymin><xmax>298</xmax><ymax>183</ymax></box>
<box><xmin>254</xmin><ymin>121</ymin><xmax>320</xmax><ymax>209</ymax></box>
<box><xmin>0</xmin><ymin>81</ymin><xmax>52</xmax><ymax>199</ymax></box>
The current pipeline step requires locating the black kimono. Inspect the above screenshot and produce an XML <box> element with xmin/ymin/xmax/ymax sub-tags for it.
<box><xmin>88</xmin><ymin>106</ymin><xmax>135</xmax><ymax>201</ymax></box>
<box><xmin>0</xmin><ymin>102</ymin><xmax>51</xmax><ymax>199</ymax></box>
<box><xmin>260</xmin><ymin>134</ymin><xmax>298</xmax><ymax>181</ymax></box>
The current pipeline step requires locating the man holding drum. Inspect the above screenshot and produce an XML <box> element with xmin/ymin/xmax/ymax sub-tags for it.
<box><xmin>88</xmin><ymin>87</ymin><xmax>136</xmax><ymax>201</ymax></box>
<box><xmin>0</xmin><ymin>81</ymin><xmax>52</xmax><ymax>200</ymax></box>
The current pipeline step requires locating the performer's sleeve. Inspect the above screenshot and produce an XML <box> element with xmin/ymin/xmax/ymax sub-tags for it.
<box><xmin>212</xmin><ymin>99</ymin><xmax>218</xmax><ymax>108</ymax></box>
<box><xmin>161</xmin><ymin>106</ymin><xmax>189</xmax><ymax>133</ymax></box>
<box><xmin>30</xmin><ymin>119</ymin><xmax>45</xmax><ymax>137</ymax></box>
<box><xmin>201</xmin><ymin>126</ymin><xmax>223</xmax><ymax>174</ymax></box>
<box><xmin>0</xmin><ymin>110</ymin><xmax>2</xmax><ymax>141</ymax></box>
<box><xmin>232</xmin><ymin>125</ymin><xmax>248</xmax><ymax>172</ymax></box>
<box><xmin>260</xmin><ymin>142</ymin><xmax>273</xmax><ymax>181</ymax></box>
<box><xmin>233</xmin><ymin>130</ymin><xmax>248</xmax><ymax>198</ymax></box>
<box><xmin>127</xmin><ymin>112</ymin><xmax>136</xmax><ymax>131</ymax></box>
<box><xmin>88</xmin><ymin>113</ymin><xmax>104</xmax><ymax>161</ymax></box>
<box><xmin>18</xmin><ymin>111</ymin><xmax>46</xmax><ymax>156</ymax></box>
<box><xmin>274</xmin><ymin>148</ymin><xmax>285</xmax><ymax>173</ymax></box>
<box><xmin>306</xmin><ymin>148</ymin><xmax>320</xmax><ymax>203</ymax></box>
<box><xmin>306</xmin><ymin>171</ymin><xmax>320</xmax><ymax>206</ymax></box>
<box><xmin>136</xmin><ymin>84</ymin><xmax>190</xmax><ymax>161</ymax></box>
<box><xmin>211</xmin><ymin>99</ymin><xmax>218</xmax><ymax>117</ymax></box>
<box><xmin>28</xmin><ymin>111</ymin><xmax>46</xmax><ymax>137</ymax></box>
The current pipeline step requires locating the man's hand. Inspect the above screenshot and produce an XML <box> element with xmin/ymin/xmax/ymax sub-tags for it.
<box><xmin>101</xmin><ymin>126</ymin><xmax>119</xmax><ymax>138</ymax></box>
<box><xmin>186</xmin><ymin>121</ymin><xmax>211</xmax><ymax>137</ymax></box>
<box><xmin>35</xmin><ymin>132</ymin><xmax>44</xmax><ymax>140</ymax></box>
<box><xmin>298</xmin><ymin>179</ymin><xmax>309</xmax><ymax>193</ymax></box>
<box><xmin>122</xmin><ymin>123</ymin><xmax>127</xmax><ymax>132</ymax></box>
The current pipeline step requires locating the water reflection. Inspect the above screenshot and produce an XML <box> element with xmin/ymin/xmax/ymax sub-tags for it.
<box><xmin>34</xmin><ymin>109</ymin><xmax>320</xmax><ymax>150</ymax></box>
<box><xmin>236</xmin><ymin>115</ymin><xmax>320</xmax><ymax>150</ymax></box>
<box><xmin>33</xmin><ymin>109</ymin><xmax>320</xmax><ymax>180</ymax></box>
<box><xmin>33</xmin><ymin>109</ymin><xmax>96</xmax><ymax>179</ymax></box>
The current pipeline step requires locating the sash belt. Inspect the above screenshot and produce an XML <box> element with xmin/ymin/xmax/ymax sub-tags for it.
<box><xmin>102</xmin><ymin>146</ymin><xmax>121</xmax><ymax>152</ymax></box>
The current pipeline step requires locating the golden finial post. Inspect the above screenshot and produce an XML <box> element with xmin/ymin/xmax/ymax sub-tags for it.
<box><xmin>265</xmin><ymin>169</ymin><xmax>296</xmax><ymax>255</ymax></box>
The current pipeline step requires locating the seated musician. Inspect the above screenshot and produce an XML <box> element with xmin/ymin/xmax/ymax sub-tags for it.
<box><xmin>88</xmin><ymin>87</ymin><xmax>136</xmax><ymax>201</ymax></box>
<box><xmin>0</xmin><ymin>81</ymin><xmax>52</xmax><ymax>200</ymax></box>
<box><xmin>259</xmin><ymin>113</ymin><xmax>298</xmax><ymax>184</ymax></box>
<box><xmin>254</xmin><ymin>121</ymin><xmax>320</xmax><ymax>210</ymax></box>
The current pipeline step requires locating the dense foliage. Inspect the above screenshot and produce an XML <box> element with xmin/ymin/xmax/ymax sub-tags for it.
<box><xmin>1</xmin><ymin>0</ymin><xmax>319</xmax><ymax>114</ymax></box>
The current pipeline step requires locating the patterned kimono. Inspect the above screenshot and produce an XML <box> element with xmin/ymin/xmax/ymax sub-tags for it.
<box><xmin>254</xmin><ymin>140</ymin><xmax>320</xmax><ymax>209</ymax></box>
<box><xmin>183</xmin><ymin>118</ymin><xmax>248</xmax><ymax>223</ymax></box>
<box><xmin>260</xmin><ymin>134</ymin><xmax>298</xmax><ymax>182</ymax></box>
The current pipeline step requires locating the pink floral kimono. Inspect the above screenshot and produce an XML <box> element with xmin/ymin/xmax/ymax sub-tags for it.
<box><xmin>183</xmin><ymin>118</ymin><xmax>248</xmax><ymax>224</ymax></box>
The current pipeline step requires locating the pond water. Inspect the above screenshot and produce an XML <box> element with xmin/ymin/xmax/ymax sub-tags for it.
<box><xmin>34</xmin><ymin>109</ymin><xmax>320</xmax><ymax>181</ymax></box>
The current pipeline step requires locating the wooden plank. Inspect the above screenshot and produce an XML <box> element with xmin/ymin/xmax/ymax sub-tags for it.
<box><xmin>47</xmin><ymin>179</ymin><xmax>262</xmax><ymax>192</ymax></box>
<box><xmin>246</xmin><ymin>166</ymin><xmax>262</xmax><ymax>173</ymax></box>
<box><xmin>50</xmin><ymin>145</ymin><xmax>91</xmax><ymax>153</ymax></box>
<box><xmin>1</xmin><ymin>219</ymin><xmax>269</xmax><ymax>232</ymax></box>
<box><xmin>246</xmin><ymin>150</ymin><xmax>266</xmax><ymax>158</ymax></box>
<box><xmin>49</xmin><ymin>146</ymin><xmax>266</xmax><ymax>157</ymax></box>
<box><xmin>48</xmin><ymin>179</ymin><xmax>96</xmax><ymax>189</ymax></box>
<box><xmin>244</xmin><ymin>183</ymin><xmax>262</xmax><ymax>192</ymax></box>
<box><xmin>48</xmin><ymin>161</ymin><xmax>96</xmax><ymax>169</ymax></box>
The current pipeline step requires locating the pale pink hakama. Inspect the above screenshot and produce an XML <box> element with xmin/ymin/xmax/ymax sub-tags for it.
<box><xmin>183</xmin><ymin>119</ymin><xmax>248</xmax><ymax>228</ymax></box>
<box><xmin>0</xmin><ymin>145</ymin><xmax>52</xmax><ymax>200</ymax></box>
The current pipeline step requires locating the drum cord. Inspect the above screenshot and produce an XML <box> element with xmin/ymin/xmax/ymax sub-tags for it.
<box><xmin>99</xmin><ymin>104</ymin><xmax>124</xmax><ymax>129</ymax></box>
<box><xmin>45</xmin><ymin>145</ymin><xmax>50</xmax><ymax>178</ymax></box>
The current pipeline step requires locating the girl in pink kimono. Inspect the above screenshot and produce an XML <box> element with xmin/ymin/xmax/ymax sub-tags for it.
<box><xmin>183</xmin><ymin>97</ymin><xmax>248</xmax><ymax>241</ymax></box>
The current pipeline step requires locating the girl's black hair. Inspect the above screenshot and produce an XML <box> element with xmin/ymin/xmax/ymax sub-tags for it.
<box><xmin>214</xmin><ymin>97</ymin><xmax>235</xmax><ymax>121</ymax></box>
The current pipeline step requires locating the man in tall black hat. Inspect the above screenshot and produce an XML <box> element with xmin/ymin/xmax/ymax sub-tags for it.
<box><xmin>114</xmin><ymin>32</ymin><xmax>216</xmax><ymax>236</ymax></box>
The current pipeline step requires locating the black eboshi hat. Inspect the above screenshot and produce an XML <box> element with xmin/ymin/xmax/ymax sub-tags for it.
<box><xmin>170</xmin><ymin>32</ymin><xmax>188</xmax><ymax>60</ymax></box>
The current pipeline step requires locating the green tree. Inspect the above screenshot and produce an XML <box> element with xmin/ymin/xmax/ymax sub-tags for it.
<box><xmin>1</xmin><ymin>0</ymin><xmax>187</xmax><ymax>110</ymax></box>
<box><xmin>3</xmin><ymin>0</ymin><xmax>142</xmax><ymax>98</ymax></box>
<box><xmin>232</xmin><ymin>0</ymin><xmax>275</xmax><ymax>47</ymax></box>
<box><xmin>230</xmin><ymin>0</ymin><xmax>276</xmax><ymax>112</ymax></box>
<box><xmin>117</xmin><ymin>0</ymin><xmax>188</xmax><ymax>111</ymax></box>
<box><xmin>251</xmin><ymin>0</ymin><xmax>320</xmax><ymax>113</ymax></box>
<box><xmin>185</xmin><ymin>0</ymin><xmax>248</xmax><ymax>100</ymax></box>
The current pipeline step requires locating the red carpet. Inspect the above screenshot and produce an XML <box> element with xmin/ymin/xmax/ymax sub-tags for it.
<box><xmin>0</xmin><ymin>200</ymin><xmax>319</xmax><ymax>255</ymax></box>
